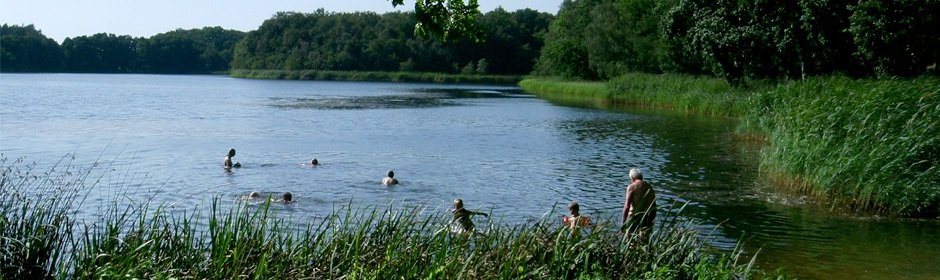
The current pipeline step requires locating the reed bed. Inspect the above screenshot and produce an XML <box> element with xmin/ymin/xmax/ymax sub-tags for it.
<box><xmin>751</xmin><ymin>76</ymin><xmax>940</xmax><ymax>216</ymax></box>
<box><xmin>521</xmin><ymin>73</ymin><xmax>753</xmax><ymax>117</ymax></box>
<box><xmin>230</xmin><ymin>69</ymin><xmax>522</xmax><ymax>85</ymax></box>
<box><xmin>1</xmin><ymin>159</ymin><xmax>768</xmax><ymax>279</ymax></box>
<box><xmin>520</xmin><ymin>74</ymin><xmax>940</xmax><ymax>217</ymax></box>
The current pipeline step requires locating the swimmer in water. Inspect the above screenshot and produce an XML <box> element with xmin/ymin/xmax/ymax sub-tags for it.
<box><xmin>249</xmin><ymin>192</ymin><xmax>260</xmax><ymax>199</ymax></box>
<box><xmin>224</xmin><ymin>148</ymin><xmax>241</xmax><ymax>169</ymax></box>
<box><xmin>279</xmin><ymin>192</ymin><xmax>292</xmax><ymax>203</ymax></box>
<box><xmin>382</xmin><ymin>170</ymin><xmax>399</xmax><ymax>186</ymax></box>
<box><xmin>310</xmin><ymin>159</ymin><xmax>319</xmax><ymax>166</ymax></box>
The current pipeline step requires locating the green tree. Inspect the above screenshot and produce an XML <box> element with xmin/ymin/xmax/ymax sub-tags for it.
<box><xmin>850</xmin><ymin>0</ymin><xmax>940</xmax><ymax>77</ymax></box>
<box><xmin>61</xmin><ymin>33</ymin><xmax>140</xmax><ymax>73</ymax></box>
<box><xmin>231</xmin><ymin>9</ymin><xmax>551</xmax><ymax>75</ymax></box>
<box><xmin>0</xmin><ymin>24</ymin><xmax>64</xmax><ymax>72</ymax></box>
<box><xmin>391</xmin><ymin>0</ymin><xmax>483</xmax><ymax>41</ymax></box>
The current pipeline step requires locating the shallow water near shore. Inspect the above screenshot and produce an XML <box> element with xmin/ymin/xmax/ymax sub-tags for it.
<box><xmin>1</xmin><ymin>73</ymin><xmax>938</xmax><ymax>279</ymax></box>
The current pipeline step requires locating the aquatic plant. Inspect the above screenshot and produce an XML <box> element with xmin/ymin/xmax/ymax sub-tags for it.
<box><xmin>520</xmin><ymin>73</ymin><xmax>755</xmax><ymax>117</ymax></box>
<box><xmin>0</xmin><ymin>159</ymin><xmax>768</xmax><ymax>279</ymax></box>
<box><xmin>521</xmin><ymin>74</ymin><xmax>940</xmax><ymax>217</ymax></box>
<box><xmin>752</xmin><ymin>76</ymin><xmax>940</xmax><ymax>216</ymax></box>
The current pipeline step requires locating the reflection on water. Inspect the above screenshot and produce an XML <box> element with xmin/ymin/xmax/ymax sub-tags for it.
<box><xmin>270</xmin><ymin>88</ymin><xmax>527</xmax><ymax>110</ymax></box>
<box><xmin>1</xmin><ymin>74</ymin><xmax>938</xmax><ymax>280</ymax></box>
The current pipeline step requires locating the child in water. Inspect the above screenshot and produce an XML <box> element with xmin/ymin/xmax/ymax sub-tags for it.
<box><xmin>382</xmin><ymin>170</ymin><xmax>399</xmax><ymax>186</ymax></box>
<box><xmin>451</xmin><ymin>198</ymin><xmax>488</xmax><ymax>235</ymax></box>
<box><xmin>562</xmin><ymin>202</ymin><xmax>591</xmax><ymax>238</ymax></box>
<box><xmin>224</xmin><ymin>148</ymin><xmax>241</xmax><ymax>169</ymax></box>
<box><xmin>280</xmin><ymin>192</ymin><xmax>292</xmax><ymax>203</ymax></box>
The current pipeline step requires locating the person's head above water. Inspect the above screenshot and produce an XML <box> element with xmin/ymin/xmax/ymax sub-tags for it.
<box><xmin>311</xmin><ymin>159</ymin><xmax>319</xmax><ymax>165</ymax></box>
<box><xmin>568</xmin><ymin>201</ymin><xmax>580</xmax><ymax>215</ymax></box>
<box><xmin>387</xmin><ymin>170</ymin><xmax>395</xmax><ymax>178</ymax></box>
<box><xmin>282</xmin><ymin>192</ymin><xmax>292</xmax><ymax>202</ymax></box>
<box><xmin>453</xmin><ymin>198</ymin><xmax>464</xmax><ymax>209</ymax></box>
<box><xmin>249</xmin><ymin>191</ymin><xmax>260</xmax><ymax>198</ymax></box>
<box><xmin>227</xmin><ymin>148</ymin><xmax>236</xmax><ymax>158</ymax></box>
<box><xmin>629</xmin><ymin>168</ymin><xmax>643</xmax><ymax>181</ymax></box>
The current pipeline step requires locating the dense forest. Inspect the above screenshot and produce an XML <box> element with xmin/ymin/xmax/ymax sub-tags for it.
<box><xmin>232</xmin><ymin>9</ymin><xmax>553</xmax><ymax>75</ymax></box>
<box><xmin>0</xmin><ymin>25</ymin><xmax>244</xmax><ymax>74</ymax></box>
<box><xmin>1</xmin><ymin>8</ymin><xmax>551</xmax><ymax>75</ymax></box>
<box><xmin>535</xmin><ymin>0</ymin><xmax>939</xmax><ymax>83</ymax></box>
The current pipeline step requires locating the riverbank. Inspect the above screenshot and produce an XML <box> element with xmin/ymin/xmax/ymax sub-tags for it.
<box><xmin>0</xmin><ymin>161</ymin><xmax>772</xmax><ymax>279</ymax></box>
<box><xmin>230</xmin><ymin>69</ymin><xmax>523</xmax><ymax>85</ymax></box>
<box><xmin>520</xmin><ymin>74</ymin><xmax>940</xmax><ymax>217</ymax></box>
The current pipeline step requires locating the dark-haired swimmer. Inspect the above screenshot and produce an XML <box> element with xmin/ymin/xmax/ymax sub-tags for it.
<box><xmin>224</xmin><ymin>148</ymin><xmax>241</xmax><ymax>169</ymax></box>
<box><xmin>382</xmin><ymin>170</ymin><xmax>399</xmax><ymax>186</ymax></box>
<box><xmin>279</xmin><ymin>192</ymin><xmax>293</xmax><ymax>203</ymax></box>
<box><xmin>310</xmin><ymin>158</ymin><xmax>319</xmax><ymax>166</ymax></box>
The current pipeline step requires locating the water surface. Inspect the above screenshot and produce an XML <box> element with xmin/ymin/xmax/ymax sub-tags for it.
<box><xmin>1</xmin><ymin>74</ymin><xmax>937</xmax><ymax>279</ymax></box>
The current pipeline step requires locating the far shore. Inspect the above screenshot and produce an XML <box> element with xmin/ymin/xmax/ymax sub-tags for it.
<box><xmin>230</xmin><ymin>69</ymin><xmax>524</xmax><ymax>85</ymax></box>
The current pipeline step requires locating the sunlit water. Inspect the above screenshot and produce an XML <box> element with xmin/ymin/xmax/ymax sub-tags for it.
<box><xmin>1</xmin><ymin>74</ymin><xmax>938</xmax><ymax>279</ymax></box>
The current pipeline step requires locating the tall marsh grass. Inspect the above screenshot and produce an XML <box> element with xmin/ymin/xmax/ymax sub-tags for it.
<box><xmin>751</xmin><ymin>76</ymin><xmax>940</xmax><ymax>216</ymax></box>
<box><xmin>520</xmin><ymin>73</ymin><xmax>754</xmax><ymax>117</ymax></box>
<box><xmin>1</xmin><ymin>159</ymin><xmax>768</xmax><ymax>279</ymax></box>
<box><xmin>230</xmin><ymin>69</ymin><xmax>523</xmax><ymax>85</ymax></box>
<box><xmin>521</xmin><ymin>74</ymin><xmax>940</xmax><ymax>217</ymax></box>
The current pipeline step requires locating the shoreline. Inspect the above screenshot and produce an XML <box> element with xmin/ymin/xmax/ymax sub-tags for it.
<box><xmin>230</xmin><ymin>69</ymin><xmax>524</xmax><ymax>85</ymax></box>
<box><xmin>520</xmin><ymin>74</ymin><xmax>940</xmax><ymax>218</ymax></box>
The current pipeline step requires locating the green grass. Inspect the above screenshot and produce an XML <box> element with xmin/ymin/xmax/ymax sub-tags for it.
<box><xmin>751</xmin><ymin>76</ymin><xmax>940</xmax><ymax>216</ymax></box>
<box><xmin>520</xmin><ymin>74</ymin><xmax>940</xmax><ymax>217</ymax></box>
<box><xmin>521</xmin><ymin>73</ymin><xmax>755</xmax><ymax>117</ymax></box>
<box><xmin>230</xmin><ymin>69</ymin><xmax>523</xmax><ymax>85</ymax></box>
<box><xmin>1</xmin><ymin>159</ymin><xmax>777</xmax><ymax>279</ymax></box>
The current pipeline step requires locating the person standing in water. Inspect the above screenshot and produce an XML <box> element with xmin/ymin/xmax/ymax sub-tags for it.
<box><xmin>562</xmin><ymin>201</ymin><xmax>591</xmax><ymax>238</ymax></box>
<box><xmin>224</xmin><ymin>148</ymin><xmax>241</xmax><ymax>169</ymax></box>
<box><xmin>451</xmin><ymin>198</ymin><xmax>488</xmax><ymax>235</ymax></box>
<box><xmin>622</xmin><ymin>168</ymin><xmax>656</xmax><ymax>240</ymax></box>
<box><xmin>382</xmin><ymin>170</ymin><xmax>399</xmax><ymax>186</ymax></box>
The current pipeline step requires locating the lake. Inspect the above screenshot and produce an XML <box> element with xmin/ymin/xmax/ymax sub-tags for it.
<box><xmin>1</xmin><ymin>74</ymin><xmax>938</xmax><ymax>279</ymax></box>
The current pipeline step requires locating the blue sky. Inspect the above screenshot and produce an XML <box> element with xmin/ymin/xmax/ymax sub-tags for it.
<box><xmin>1</xmin><ymin>0</ymin><xmax>563</xmax><ymax>43</ymax></box>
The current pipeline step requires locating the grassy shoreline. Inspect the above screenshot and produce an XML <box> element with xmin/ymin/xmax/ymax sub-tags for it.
<box><xmin>230</xmin><ymin>69</ymin><xmax>523</xmax><ymax>85</ymax></box>
<box><xmin>0</xmin><ymin>160</ymin><xmax>775</xmax><ymax>279</ymax></box>
<box><xmin>520</xmin><ymin>74</ymin><xmax>940</xmax><ymax>217</ymax></box>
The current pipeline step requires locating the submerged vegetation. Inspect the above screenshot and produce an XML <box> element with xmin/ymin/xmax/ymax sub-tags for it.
<box><xmin>0</xmin><ymin>159</ymin><xmax>773</xmax><ymax>279</ymax></box>
<box><xmin>521</xmin><ymin>75</ymin><xmax>940</xmax><ymax>217</ymax></box>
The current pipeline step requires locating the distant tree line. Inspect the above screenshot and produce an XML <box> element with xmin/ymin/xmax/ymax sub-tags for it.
<box><xmin>535</xmin><ymin>0</ymin><xmax>940</xmax><ymax>82</ymax></box>
<box><xmin>2</xmin><ymin>8</ymin><xmax>552</xmax><ymax>76</ymax></box>
<box><xmin>232</xmin><ymin>9</ymin><xmax>553</xmax><ymax>75</ymax></box>
<box><xmin>1</xmin><ymin>24</ymin><xmax>244</xmax><ymax>74</ymax></box>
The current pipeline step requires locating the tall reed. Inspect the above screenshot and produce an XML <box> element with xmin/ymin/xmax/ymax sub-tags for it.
<box><xmin>1</xmin><ymin>158</ymin><xmax>770</xmax><ymax>279</ymax></box>
<box><xmin>0</xmin><ymin>156</ymin><xmax>87</xmax><ymax>279</ymax></box>
<box><xmin>750</xmin><ymin>76</ymin><xmax>940</xmax><ymax>215</ymax></box>
<box><xmin>521</xmin><ymin>74</ymin><xmax>940</xmax><ymax>216</ymax></box>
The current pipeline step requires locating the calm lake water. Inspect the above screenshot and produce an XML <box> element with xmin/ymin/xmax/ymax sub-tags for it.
<box><xmin>1</xmin><ymin>74</ymin><xmax>938</xmax><ymax>279</ymax></box>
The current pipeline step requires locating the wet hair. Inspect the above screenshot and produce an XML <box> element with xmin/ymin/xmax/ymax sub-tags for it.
<box><xmin>227</xmin><ymin>148</ymin><xmax>236</xmax><ymax>157</ymax></box>
<box><xmin>453</xmin><ymin>198</ymin><xmax>464</xmax><ymax>209</ymax></box>
<box><xmin>282</xmin><ymin>192</ymin><xmax>292</xmax><ymax>202</ymax></box>
<box><xmin>249</xmin><ymin>192</ymin><xmax>260</xmax><ymax>198</ymax></box>
<box><xmin>311</xmin><ymin>159</ymin><xmax>319</xmax><ymax>165</ymax></box>
<box><xmin>568</xmin><ymin>201</ymin><xmax>580</xmax><ymax>213</ymax></box>
<box><xmin>629</xmin><ymin>168</ymin><xmax>643</xmax><ymax>180</ymax></box>
<box><xmin>387</xmin><ymin>170</ymin><xmax>395</xmax><ymax>178</ymax></box>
